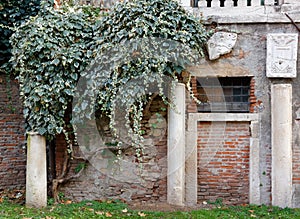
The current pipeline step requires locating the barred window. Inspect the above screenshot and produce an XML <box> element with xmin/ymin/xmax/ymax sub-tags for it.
<box><xmin>196</xmin><ymin>77</ymin><xmax>251</xmax><ymax>113</ymax></box>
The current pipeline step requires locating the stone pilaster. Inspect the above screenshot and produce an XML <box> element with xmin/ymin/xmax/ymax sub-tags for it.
<box><xmin>167</xmin><ymin>83</ymin><xmax>185</xmax><ymax>206</ymax></box>
<box><xmin>271</xmin><ymin>84</ymin><xmax>293</xmax><ymax>208</ymax></box>
<box><xmin>26</xmin><ymin>132</ymin><xmax>47</xmax><ymax>208</ymax></box>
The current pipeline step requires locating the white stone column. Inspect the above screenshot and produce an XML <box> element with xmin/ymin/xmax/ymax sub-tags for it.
<box><xmin>249</xmin><ymin>121</ymin><xmax>261</xmax><ymax>205</ymax></box>
<box><xmin>26</xmin><ymin>132</ymin><xmax>47</xmax><ymax>208</ymax></box>
<box><xmin>251</xmin><ymin>0</ymin><xmax>262</xmax><ymax>6</ymax></box>
<box><xmin>167</xmin><ymin>83</ymin><xmax>185</xmax><ymax>206</ymax></box>
<box><xmin>180</xmin><ymin>0</ymin><xmax>191</xmax><ymax>7</ymax></box>
<box><xmin>211</xmin><ymin>0</ymin><xmax>220</xmax><ymax>7</ymax></box>
<box><xmin>185</xmin><ymin>114</ymin><xmax>198</xmax><ymax>206</ymax></box>
<box><xmin>271</xmin><ymin>84</ymin><xmax>292</xmax><ymax>208</ymax></box>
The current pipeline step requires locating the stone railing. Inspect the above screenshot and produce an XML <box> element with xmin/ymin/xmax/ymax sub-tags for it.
<box><xmin>182</xmin><ymin>0</ymin><xmax>300</xmax><ymax>23</ymax></box>
<box><xmin>68</xmin><ymin>0</ymin><xmax>300</xmax><ymax>23</ymax></box>
<box><xmin>197</xmin><ymin>0</ymin><xmax>278</xmax><ymax>8</ymax></box>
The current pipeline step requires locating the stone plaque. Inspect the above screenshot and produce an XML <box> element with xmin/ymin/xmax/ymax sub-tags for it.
<box><xmin>267</xmin><ymin>33</ymin><xmax>298</xmax><ymax>78</ymax></box>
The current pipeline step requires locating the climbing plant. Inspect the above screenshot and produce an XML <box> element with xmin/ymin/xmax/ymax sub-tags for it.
<box><xmin>74</xmin><ymin>0</ymin><xmax>211</xmax><ymax>153</ymax></box>
<box><xmin>0</xmin><ymin>0</ymin><xmax>41</xmax><ymax>67</ymax></box>
<box><xmin>10</xmin><ymin>0</ymin><xmax>211</xmax><ymax>145</ymax></box>
<box><xmin>10</xmin><ymin>2</ymin><xmax>98</xmax><ymax>137</ymax></box>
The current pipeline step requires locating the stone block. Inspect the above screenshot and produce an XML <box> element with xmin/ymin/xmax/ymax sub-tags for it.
<box><xmin>206</xmin><ymin>32</ymin><xmax>238</xmax><ymax>60</ymax></box>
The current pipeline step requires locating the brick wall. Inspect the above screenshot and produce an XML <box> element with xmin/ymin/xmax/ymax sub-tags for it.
<box><xmin>197</xmin><ymin>121</ymin><xmax>250</xmax><ymax>205</ymax></box>
<box><xmin>293</xmin><ymin>120</ymin><xmax>300</xmax><ymax>186</ymax></box>
<box><xmin>0</xmin><ymin>74</ymin><xmax>26</xmax><ymax>189</ymax></box>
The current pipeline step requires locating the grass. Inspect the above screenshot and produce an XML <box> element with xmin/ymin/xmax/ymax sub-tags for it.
<box><xmin>0</xmin><ymin>200</ymin><xmax>300</xmax><ymax>219</ymax></box>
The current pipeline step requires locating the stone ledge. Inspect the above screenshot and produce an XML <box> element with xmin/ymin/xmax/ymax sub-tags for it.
<box><xmin>189</xmin><ymin>113</ymin><xmax>259</xmax><ymax>121</ymax></box>
<box><xmin>184</xmin><ymin>4</ymin><xmax>300</xmax><ymax>24</ymax></box>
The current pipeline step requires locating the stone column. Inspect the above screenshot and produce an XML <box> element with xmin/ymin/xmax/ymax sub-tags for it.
<box><xmin>26</xmin><ymin>132</ymin><xmax>47</xmax><ymax>208</ymax></box>
<box><xmin>271</xmin><ymin>84</ymin><xmax>292</xmax><ymax>208</ymax></box>
<box><xmin>180</xmin><ymin>0</ymin><xmax>190</xmax><ymax>7</ymax></box>
<box><xmin>249</xmin><ymin>121</ymin><xmax>261</xmax><ymax>205</ymax></box>
<box><xmin>167</xmin><ymin>83</ymin><xmax>185</xmax><ymax>206</ymax></box>
<box><xmin>185</xmin><ymin>113</ymin><xmax>198</xmax><ymax>206</ymax></box>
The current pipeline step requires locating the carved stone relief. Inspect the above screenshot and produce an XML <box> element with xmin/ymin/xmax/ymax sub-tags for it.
<box><xmin>267</xmin><ymin>33</ymin><xmax>298</xmax><ymax>78</ymax></box>
<box><xmin>206</xmin><ymin>32</ymin><xmax>238</xmax><ymax>60</ymax></box>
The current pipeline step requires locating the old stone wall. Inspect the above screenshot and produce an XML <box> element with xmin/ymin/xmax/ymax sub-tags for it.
<box><xmin>0</xmin><ymin>74</ymin><xmax>26</xmax><ymax>190</ymax></box>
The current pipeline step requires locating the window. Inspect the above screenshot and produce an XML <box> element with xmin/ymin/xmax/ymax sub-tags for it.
<box><xmin>196</xmin><ymin>77</ymin><xmax>251</xmax><ymax>113</ymax></box>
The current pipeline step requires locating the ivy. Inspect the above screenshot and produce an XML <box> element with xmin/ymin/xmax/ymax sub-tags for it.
<box><xmin>10</xmin><ymin>3</ymin><xmax>97</xmax><ymax>137</ymax></box>
<box><xmin>75</xmin><ymin>0</ymin><xmax>211</xmax><ymax>152</ymax></box>
<box><xmin>0</xmin><ymin>0</ymin><xmax>41</xmax><ymax>67</ymax></box>
<box><xmin>10</xmin><ymin>0</ymin><xmax>211</xmax><ymax>149</ymax></box>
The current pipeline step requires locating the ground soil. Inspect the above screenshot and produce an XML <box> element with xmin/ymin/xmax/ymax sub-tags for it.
<box><xmin>0</xmin><ymin>189</ymin><xmax>25</xmax><ymax>204</ymax></box>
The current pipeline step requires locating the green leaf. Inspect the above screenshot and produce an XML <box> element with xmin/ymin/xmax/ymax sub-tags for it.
<box><xmin>52</xmin><ymin>59</ymin><xmax>60</xmax><ymax>66</ymax></box>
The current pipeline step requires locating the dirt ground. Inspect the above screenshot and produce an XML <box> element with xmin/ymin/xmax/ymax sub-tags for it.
<box><xmin>0</xmin><ymin>189</ymin><xmax>26</xmax><ymax>204</ymax></box>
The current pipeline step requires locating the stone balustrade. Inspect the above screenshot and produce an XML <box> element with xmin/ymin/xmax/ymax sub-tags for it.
<box><xmin>198</xmin><ymin>0</ymin><xmax>270</xmax><ymax>8</ymax></box>
<box><xmin>186</xmin><ymin>0</ymin><xmax>300</xmax><ymax>24</ymax></box>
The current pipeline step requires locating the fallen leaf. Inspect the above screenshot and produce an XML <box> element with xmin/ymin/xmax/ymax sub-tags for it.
<box><xmin>249</xmin><ymin>210</ymin><xmax>255</xmax><ymax>213</ymax></box>
<box><xmin>122</xmin><ymin>208</ymin><xmax>128</xmax><ymax>213</ymax></box>
<box><xmin>250</xmin><ymin>214</ymin><xmax>257</xmax><ymax>218</ymax></box>
<box><xmin>106</xmin><ymin>200</ymin><xmax>112</xmax><ymax>203</ymax></box>
<box><xmin>65</xmin><ymin>200</ymin><xmax>72</xmax><ymax>204</ymax></box>
<box><xmin>138</xmin><ymin>212</ymin><xmax>146</xmax><ymax>217</ymax></box>
<box><xmin>95</xmin><ymin>211</ymin><xmax>104</xmax><ymax>215</ymax></box>
<box><xmin>105</xmin><ymin>212</ymin><xmax>112</xmax><ymax>217</ymax></box>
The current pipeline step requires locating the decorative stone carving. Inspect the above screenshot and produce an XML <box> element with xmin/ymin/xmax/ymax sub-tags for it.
<box><xmin>267</xmin><ymin>33</ymin><xmax>298</xmax><ymax>78</ymax></box>
<box><xmin>206</xmin><ymin>32</ymin><xmax>238</xmax><ymax>60</ymax></box>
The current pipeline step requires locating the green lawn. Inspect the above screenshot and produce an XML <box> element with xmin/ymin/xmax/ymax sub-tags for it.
<box><xmin>0</xmin><ymin>200</ymin><xmax>300</xmax><ymax>219</ymax></box>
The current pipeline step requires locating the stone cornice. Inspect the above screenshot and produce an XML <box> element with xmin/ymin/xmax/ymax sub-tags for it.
<box><xmin>184</xmin><ymin>4</ymin><xmax>300</xmax><ymax>24</ymax></box>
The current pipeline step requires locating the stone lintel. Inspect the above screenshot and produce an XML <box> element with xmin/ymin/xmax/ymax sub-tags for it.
<box><xmin>187</xmin><ymin>63</ymin><xmax>251</xmax><ymax>78</ymax></box>
<box><xmin>188</xmin><ymin>113</ymin><xmax>259</xmax><ymax>122</ymax></box>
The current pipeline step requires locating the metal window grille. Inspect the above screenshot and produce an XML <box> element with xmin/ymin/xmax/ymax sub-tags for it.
<box><xmin>197</xmin><ymin>77</ymin><xmax>251</xmax><ymax>113</ymax></box>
